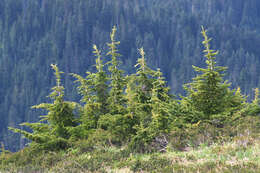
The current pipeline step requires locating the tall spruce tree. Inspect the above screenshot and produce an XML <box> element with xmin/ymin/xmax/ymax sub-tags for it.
<box><xmin>97</xmin><ymin>27</ymin><xmax>130</xmax><ymax>142</ymax></box>
<box><xmin>253</xmin><ymin>88</ymin><xmax>259</xmax><ymax>105</ymax></box>
<box><xmin>149</xmin><ymin>69</ymin><xmax>171</xmax><ymax>134</ymax></box>
<box><xmin>245</xmin><ymin>88</ymin><xmax>260</xmax><ymax>116</ymax></box>
<box><xmin>133</xmin><ymin>48</ymin><xmax>157</xmax><ymax>126</ymax></box>
<box><xmin>129</xmin><ymin>48</ymin><xmax>170</xmax><ymax>152</ymax></box>
<box><xmin>106</xmin><ymin>26</ymin><xmax>126</xmax><ymax>115</ymax></box>
<box><xmin>184</xmin><ymin>27</ymin><xmax>243</xmax><ymax>120</ymax></box>
<box><xmin>72</xmin><ymin>45</ymin><xmax>109</xmax><ymax>131</ymax></box>
<box><xmin>9</xmin><ymin>64</ymin><xmax>77</xmax><ymax>150</ymax></box>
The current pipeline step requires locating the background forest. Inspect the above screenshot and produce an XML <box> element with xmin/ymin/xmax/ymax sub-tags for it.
<box><xmin>1</xmin><ymin>0</ymin><xmax>260</xmax><ymax>152</ymax></box>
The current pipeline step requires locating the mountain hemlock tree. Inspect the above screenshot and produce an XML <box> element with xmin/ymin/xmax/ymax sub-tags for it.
<box><xmin>9</xmin><ymin>64</ymin><xmax>77</xmax><ymax>150</ymax></box>
<box><xmin>184</xmin><ymin>26</ymin><xmax>243</xmax><ymax>121</ymax></box>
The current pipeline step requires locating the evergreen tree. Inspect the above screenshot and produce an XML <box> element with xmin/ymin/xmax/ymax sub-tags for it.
<box><xmin>253</xmin><ymin>88</ymin><xmax>259</xmax><ymax>105</ymax></box>
<box><xmin>184</xmin><ymin>27</ymin><xmax>243</xmax><ymax>120</ymax></box>
<box><xmin>9</xmin><ymin>64</ymin><xmax>77</xmax><ymax>150</ymax></box>
<box><xmin>128</xmin><ymin>48</ymin><xmax>172</xmax><ymax>152</ymax></box>
<box><xmin>93</xmin><ymin>45</ymin><xmax>109</xmax><ymax>115</ymax></box>
<box><xmin>245</xmin><ymin>88</ymin><xmax>260</xmax><ymax>116</ymax></box>
<box><xmin>72</xmin><ymin>45</ymin><xmax>109</xmax><ymax>131</ymax></box>
<box><xmin>106</xmin><ymin>26</ymin><xmax>126</xmax><ymax>115</ymax></box>
<box><xmin>97</xmin><ymin>26</ymin><xmax>130</xmax><ymax>143</ymax></box>
<box><xmin>150</xmin><ymin>69</ymin><xmax>171</xmax><ymax>134</ymax></box>
<box><xmin>133</xmin><ymin>48</ymin><xmax>157</xmax><ymax>126</ymax></box>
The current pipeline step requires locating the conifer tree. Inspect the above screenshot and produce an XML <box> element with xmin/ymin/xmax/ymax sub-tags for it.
<box><xmin>9</xmin><ymin>64</ymin><xmax>77</xmax><ymax>150</ymax></box>
<box><xmin>230</xmin><ymin>87</ymin><xmax>246</xmax><ymax>111</ymax></box>
<box><xmin>72</xmin><ymin>45</ymin><xmax>109</xmax><ymax>130</ymax></box>
<box><xmin>93</xmin><ymin>45</ymin><xmax>109</xmax><ymax>115</ymax></box>
<box><xmin>129</xmin><ymin>48</ymin><xmax>171</xmax><ymax>152</ymax></box>
<box><xmin>133</xmin><ymin>48</ymin><xmax>157</xmax><ymax>126</ymax></box>
<box><xmin>132</xmin><ymin>69</ymin><xmax>173</xmax><ymax>152</ymax></box>
<box><xmin>253</xmin><ymin>88</ymin><xmax>259</xmax><ymax>105</ymax></box>
<box><xmin>245</xmin><ymin>88</ymin><xmax>260</xmax><ymax>116</ymax></box>
<box><xmin>106</xmin><ymin>26</ymin><xmax>126</xmax><ymax>115</ymax></box>
<box><xmin>184</xmin><ymin>27</ymin><xmax>243</xmax><ymax>120</ymax></box>
<box><xmin>251</xmin><ymin>88</ymin><xmax>260</xmax><ymax>114</ymax></box>
<box><xmin>149</xmin><ymin>69</ymin><xmax>171</xmax><ymax>134</ymax></box>
<box><xmin>97</xmin><ymin>27</ymin><xmax>130</xmax><ymax>142</ymax></box>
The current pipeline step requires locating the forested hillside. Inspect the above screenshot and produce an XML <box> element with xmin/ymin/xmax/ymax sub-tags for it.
<box><xmin>1</xmin><ymin>0</ymin><xmax>260</xmax><ymax>151</ymax></box>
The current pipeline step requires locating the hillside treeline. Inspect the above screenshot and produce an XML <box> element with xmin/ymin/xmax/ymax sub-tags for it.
<box><xmin>1</xmin><ymin>0</ymin><xmax>260</xmax><ymax>151</ymax></box>
<box><xmin>8</xmin><ymin>27</ymin><xmax>260</xmax><ymax>153</ymax></box>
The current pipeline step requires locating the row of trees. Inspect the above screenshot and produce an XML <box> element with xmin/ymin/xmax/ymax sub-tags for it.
<box><xmin>10</xmin><ymin>27</ymin><xmax>260</xmax><ymax>152</ymax></box>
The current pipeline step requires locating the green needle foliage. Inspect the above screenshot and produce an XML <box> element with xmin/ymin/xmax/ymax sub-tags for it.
<box><xmin>150</xmin><ymin>69</ymin><xmax>171</xmax><ymax>134</ymax></box>
<box><xmin>128</xmin><ymin>48</ymin><xmax>173</xmax><ymax>152</ymax></box>
<box><xmin>106</xmin><ymin>26</ymin><xmax>127</xmax><ymax>115</ymax></box>
<box><xmin>244</xmin><ymin>88</ymin><xmax>260</xmax><ymax>116</ymax></box>
<box><xmin>72</xmin><ymin>45</ymin><xmax>109</xmax><ymax>133</ymax></box>
<box><xmin>9</xmin><ymin>64</ymin><xmax>78</xmax><ymax>150</ymax></box>
<box><xmin>253</xmin><ymin>88</ymin><xmax>259</xmax><ymax>105</ymax></box>
<box><xmin>97</xmin><ymin>26</ymin><xmax>129</xmax><ymax>143</ymax></box>
<box><xmin>183</xmin><ymin>26</ymin><xmax>244</xmax><ymax>122</ymax></box>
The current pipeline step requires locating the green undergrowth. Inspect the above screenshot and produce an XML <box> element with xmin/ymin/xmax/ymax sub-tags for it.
<box><xmin>0</xmin><ymin>116</ymin><xmax>259</xmax><ymax>173</ymax></box>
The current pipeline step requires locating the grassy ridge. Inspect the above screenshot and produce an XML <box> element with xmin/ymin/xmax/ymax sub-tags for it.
<box><xmin>0</xmin><ymin>116</ymin><xmax>259</xmax><ymax>173</ymax></box>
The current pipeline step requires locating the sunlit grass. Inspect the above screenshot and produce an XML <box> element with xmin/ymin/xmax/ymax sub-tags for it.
<box><xmin>1</xmin><ymin>116</ymin><xmax>259</xmax><ymax>173</ymax></box>
<box><xmin>1</xmin><ymin>138</ymin><xmax>259</xmax><ymax>173</ymax></box>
